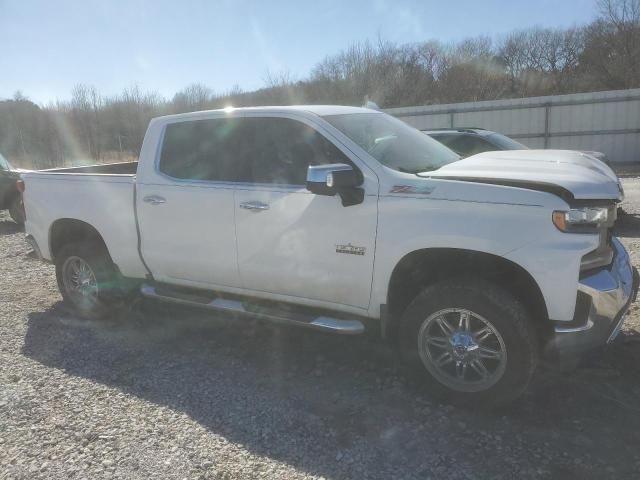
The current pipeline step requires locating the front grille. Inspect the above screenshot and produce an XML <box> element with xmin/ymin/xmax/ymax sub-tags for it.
<box><xmin>580</xmin><ymin>205</ymin><xmax>617</xmax><ymax>272</ymax></box>
<box><xmin>604</xmin><ymin>226</ymin><xmax>613</xmax><ymax>249</ymax></box>
<box><xmin>580</xmin><ymin>227</ymin><xmax>614</xmax><ymax>272</ymax></box>
<box><xmin>607</xmin><ymin>204</ymin><xmax>616</xmax><ymax>246</ymax></box>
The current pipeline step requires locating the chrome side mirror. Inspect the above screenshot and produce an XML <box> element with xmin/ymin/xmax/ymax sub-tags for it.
<box><xmin>306</xmin><ymin>163</ymin><xmax>364</xmax><ymax>206</ymax></box>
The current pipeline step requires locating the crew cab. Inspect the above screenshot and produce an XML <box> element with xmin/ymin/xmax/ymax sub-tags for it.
<box><xmin>22</xmin><ymin>106</ymin><xmax>639</xmax><ymax>405</ymax></box>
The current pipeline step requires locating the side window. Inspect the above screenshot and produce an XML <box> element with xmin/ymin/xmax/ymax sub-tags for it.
<box><xmin>429</xmin><ymin>134</ymin><xmax>464</xmax><ymax>153</ymax></box>
<box><xmin>158</xmin><ymin>118</ymin><xmax>253</xmax><ymax>182</ymax></box>
<box><xmin>158</xmin><ymin>116</ymin><xmax>351</xmax><ymax>185</ymax></box>
<box><xmin>448</xmin><ymin>135</ymin><xmax>496</xmax><ymax>158</ymax></box>
<box><xmin>246</xmin><ymin>118</ymin><xmax>350</xmax><ymax>185</ymax></box>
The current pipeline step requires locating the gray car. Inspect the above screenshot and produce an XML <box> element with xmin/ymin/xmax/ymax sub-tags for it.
<box><xmin>423</xmin><ymin>127</ymin><xmax>623</xmax><ymax>213</ymax></box>
<box><xmin>422</xmin><ymin>127</ymin><xmax>611</xmax><ymax>165</ymax></box>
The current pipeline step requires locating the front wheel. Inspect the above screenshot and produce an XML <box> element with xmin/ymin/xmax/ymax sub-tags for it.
<box><xmin>400</xmin><ymin>279</ymin><xmax>538</xmax><ymax>407</ymax></box>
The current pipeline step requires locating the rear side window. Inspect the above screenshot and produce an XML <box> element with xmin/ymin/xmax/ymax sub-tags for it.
<box><xmin>159</xmin><ymin>118</ymin><xmax>252</xmax><ymax>181</ymax></box>
<box><xmin>158</xmin><ymin>117</ymin><xmax>350</xmax><ymax>185</ymax></box>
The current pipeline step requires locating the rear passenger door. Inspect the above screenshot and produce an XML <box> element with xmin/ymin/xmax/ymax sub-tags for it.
<box><xmin>233</xmin><ymin>115</ymin><xmax>378</xmax><ymax>310</ymax></box>
<box><xmin>136</xmin><ymin>118</ymin><xmax>247</xmax><ymax>289</ymax></box>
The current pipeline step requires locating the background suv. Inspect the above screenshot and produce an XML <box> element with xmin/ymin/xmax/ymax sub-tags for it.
<box><xmin>422</xmin><ymin>127</ymin><xmax>610</xmax><ymax>166</ymax></box>
<box><xmin>422</xmin><ymin>127</ymin><xmax>622</xmax><ymax>214</ymax></box>
<box><xmin>422</xmin><ymin>128</ymin><xmax>529</xmax><ymax>158</ymax></box>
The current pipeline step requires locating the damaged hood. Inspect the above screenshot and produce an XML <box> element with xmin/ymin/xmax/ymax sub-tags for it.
<box><xmin>422</xmin><ymin>150</ymin><xmax>622</xmax><ymax>201</ymax></box>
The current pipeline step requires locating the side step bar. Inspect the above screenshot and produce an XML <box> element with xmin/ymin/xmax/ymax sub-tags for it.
<box><xmin>140</xmin><ymin>284</ymin><xmax>365</xmax><ymax>335</ymax></box>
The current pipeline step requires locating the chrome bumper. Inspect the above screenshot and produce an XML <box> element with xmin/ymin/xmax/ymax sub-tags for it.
<box><xmin>546</xmin><ymin>237</ymin><xmax>639</xmax><ymax>357</ymax></box>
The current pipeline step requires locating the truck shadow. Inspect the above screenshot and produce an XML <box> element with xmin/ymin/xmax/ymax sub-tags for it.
<box><xmin>615</xmin><ymin>212</ymin><xmax>640</xmax><ymax>238</ymax></box>
<box><xmin>0</xmin><ymin>218</ymin><xmax>23</xmax><ymax>236</ymax></box>
<box><xmin>22</xmin><ymin>302</ymin><xmax>640</xmax><ymax>479</ymax></box>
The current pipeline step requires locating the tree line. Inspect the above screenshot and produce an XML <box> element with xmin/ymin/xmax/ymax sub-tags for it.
<box><xmin>1</xmin><ymin>0</ymin><xmax>638</xmax><ymax>168</ymax></box>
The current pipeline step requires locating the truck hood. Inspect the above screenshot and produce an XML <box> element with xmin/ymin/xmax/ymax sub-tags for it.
<box><xmin>422</xmin><ymin>150</ymin><xmax>622</xmax><ymax>201</ymax></box>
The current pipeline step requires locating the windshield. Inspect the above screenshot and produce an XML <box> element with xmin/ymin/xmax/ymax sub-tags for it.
<box><xmin>323</xmin><ymin>113</ymin><xmax>460</xmax><ymax>174</ymax></box>
<box><xmin>487</xmin><ymin>133</ymin><xmax>528</xmax><ymax>150</ymax></box>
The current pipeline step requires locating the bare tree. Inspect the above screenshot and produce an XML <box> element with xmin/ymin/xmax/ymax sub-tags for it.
<box><xmin>582</xmin><ymin>0</ymin><xmax>640</xmax><ymax>88</ymax></box>
<box><xmin>171</xmin><ymin>83</ymin><xmax>213</xmax><ymax>112</ymax></box>
<box><xmin>69</xmin><ymin>84</ymin><xmax>102</xmax><ymax>161</ymax></box>
<box><xmin>598</xmin><ymin>0</ymin><xmax>640</xmax><ymax>23</ymax></box>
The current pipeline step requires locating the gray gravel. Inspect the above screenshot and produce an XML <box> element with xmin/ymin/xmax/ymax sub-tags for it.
<box><xmin>3</xmin><ymin>181</ymin><xmax>640</xmax><ymax>479</ymax></box>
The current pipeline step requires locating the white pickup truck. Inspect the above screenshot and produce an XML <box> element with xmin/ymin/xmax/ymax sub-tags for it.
<box><xmin>22</xmin><ymin>106</ymin><xmax>638</xmax><ymax>405</ymax></box>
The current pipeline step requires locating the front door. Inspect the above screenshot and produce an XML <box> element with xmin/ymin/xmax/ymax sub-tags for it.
<box><xmin>233</xmin><ymin>116</ymin><xmax>378</xmax><ymax>310</ymax></box>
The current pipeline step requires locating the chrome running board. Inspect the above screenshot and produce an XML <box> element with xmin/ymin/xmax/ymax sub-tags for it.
<box><xmin>140</xmin><ymin>284</ymin><xmax>365</xmax><ymax>335</ymax></box>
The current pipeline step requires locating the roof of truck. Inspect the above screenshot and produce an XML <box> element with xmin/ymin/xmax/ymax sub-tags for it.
<box><xmin>156</xmin><ymin>105</ymin><xmax>376</xmax><ymax>122</ymax></box>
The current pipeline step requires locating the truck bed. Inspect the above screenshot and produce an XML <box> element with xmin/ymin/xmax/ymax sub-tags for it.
<box><xmin>41</xmin><ymin>161</ymin><xmax>138</xmax><ymax>175</ymax></box>
<box><xmin>21</xmin><ymin>163</ymin><xmax>148</xmax><ymax>278</ymax></box>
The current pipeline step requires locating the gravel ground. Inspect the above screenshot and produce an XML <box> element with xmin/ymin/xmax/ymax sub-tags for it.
<box><xmin>3</xmin><ymin>182</ymin><xmax>640</xmax><ymax>480</ymax></box>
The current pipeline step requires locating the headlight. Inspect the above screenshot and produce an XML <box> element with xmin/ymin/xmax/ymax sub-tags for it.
<box><xmin>552</xmin><ymin>207</ymin><xmax>609</xmax><ymax>233</ymax></box>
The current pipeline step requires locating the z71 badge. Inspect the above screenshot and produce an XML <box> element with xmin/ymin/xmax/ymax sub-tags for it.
<box><xmin>390</xmin><ymin>185</ymin><xmax>435</xmax><ymax>195</ymax></box>
<box><xmin>336</xmin><ymin>243</ymin><xmax>366</xmax><ymax>256</ymax></box>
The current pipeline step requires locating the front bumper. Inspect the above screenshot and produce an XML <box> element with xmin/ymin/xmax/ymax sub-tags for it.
<box><xmin>546</xmin><ymin>237</ymin><xmax>639</xmax><ymax>358</ymax></box>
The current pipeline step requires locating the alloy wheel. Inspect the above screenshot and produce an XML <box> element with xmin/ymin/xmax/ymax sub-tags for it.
<box><xmin>418</xmin><ymin>308</ymin><xmax>508</xmax><ymax>392</ymax></box>
<box><xmin>61</xmin><ymin>256</ymin><xmax>99</xmax><ymax>312</ymax></box>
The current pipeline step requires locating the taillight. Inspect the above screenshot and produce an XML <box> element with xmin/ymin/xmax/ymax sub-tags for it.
<box><xmin>16</xmin><ymin>179</ymin><xmax>25</xmax><ymax>193</ymax></box>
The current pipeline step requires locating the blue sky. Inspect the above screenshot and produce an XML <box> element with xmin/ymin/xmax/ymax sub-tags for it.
<box><xmin>1</xmin><ymin>0</ymin><xmax>597</xmax><ymax>105</ymax></box>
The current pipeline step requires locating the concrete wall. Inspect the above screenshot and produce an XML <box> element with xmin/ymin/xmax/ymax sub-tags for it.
<box><xmin>385</xmin><ymin>89</ymin><xmax>640</xmax><ymax>164</ymax></box>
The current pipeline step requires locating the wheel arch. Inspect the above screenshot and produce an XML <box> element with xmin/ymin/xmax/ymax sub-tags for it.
<box><xmin>49</xmin><ymin>218</ymin><xmax>111</xmax><ymax>263</ymax></box>
<box><xmin>385</xmin><ymin>248</ymin><xmax>550</xmax><ymax>341</ymax></box>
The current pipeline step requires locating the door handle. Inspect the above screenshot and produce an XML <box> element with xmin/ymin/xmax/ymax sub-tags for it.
<box><xmin>239</xmin><ymin>201</ymin><xmax>269</xmax><ymax>211</ymax></box>
<box><xmin>143</xmin><ymin>195</ymin><xmax>166</xmax><ymax>205</ymax></box>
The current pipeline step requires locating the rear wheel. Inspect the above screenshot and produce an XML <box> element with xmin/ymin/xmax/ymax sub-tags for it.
<box><xmin>55</xmin><ymin>242</ymin><xmax>120</xmax><ymax>319</ymax></box>
<box><xmin>9</xmin><ymin>196</ymin><xmax>25</xmax><ymax>225</ymax></box>
<box><xmin>400</xmin><ymin>278</ymin><xmax>538</xmax><ymax>406</ymax></box>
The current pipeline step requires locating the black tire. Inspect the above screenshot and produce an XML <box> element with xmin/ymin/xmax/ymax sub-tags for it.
<box><xmin>9</xmin><ymin>195</ymin><xmax>25</xmax><ymax>226</ymax></box>
<box><xmin>55</xmin><ymin>242</ymin><xmax>121</xmax><ymax>319</ymax></box>
<box><xmin>399</xmin><ymin>278</ymin><xmax>538</xmax><ymax>407</ymax></box>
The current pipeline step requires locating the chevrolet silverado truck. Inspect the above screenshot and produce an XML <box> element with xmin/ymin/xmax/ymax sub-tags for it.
<box><xmin>22</xmin><ymin>106</ymin><xmax>639</xmax><ymax>405</ymax></box>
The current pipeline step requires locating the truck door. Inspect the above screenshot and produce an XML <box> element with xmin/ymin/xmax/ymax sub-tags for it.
<box><xmin>136</xmin><ymin>118</ymin><xmax>243</xmax><ymax>289</ymax></box>
<box><xmin>233</xmin><ymin>116</ymin><xmax>378</xmax><ymax>310</ymax></box>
